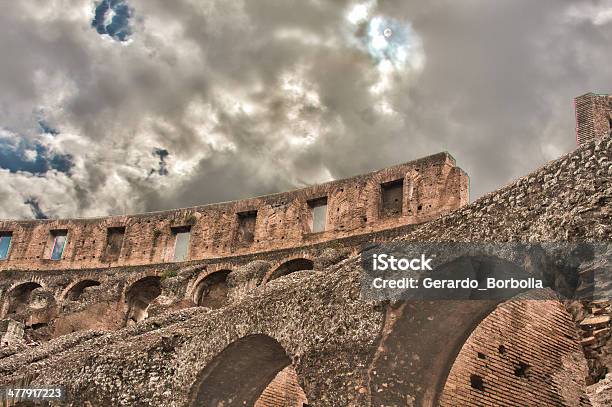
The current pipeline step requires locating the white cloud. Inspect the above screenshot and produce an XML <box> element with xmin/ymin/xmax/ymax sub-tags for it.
<box><xmin>347</xmin><ymin>1</ymin><xmax>375</xmax><ymax>25</ymax></box>
<box><xmin>565</xmin><ymin>1</ymin><xmax>612</xmax><ymax>26</ymax></box>
<box><xmin>0</xmin><ymin>0</ymin><xmax>609</xmax><ymax>219</ymax></box>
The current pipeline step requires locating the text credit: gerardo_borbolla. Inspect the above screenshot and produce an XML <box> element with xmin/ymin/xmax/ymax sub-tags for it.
<box><xmin>360</xmin><ymin>242</ymin><xmax>610</xmax><ymax>301</ymax></box>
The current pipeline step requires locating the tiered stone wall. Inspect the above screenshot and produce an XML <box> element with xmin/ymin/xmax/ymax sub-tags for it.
<box><xmin>0</xmin><ymin>152</ymin><xmax>467</xmax><ymax>271</ymax></box>
<box><xmin>392</xmin><ymin>134</ymin><xmax>611</xmax><ymax>243</ymax></box>
<box><xmin>0</xmin><ymin>129</ymin><xmax>609</xmax><ymax>405</ymax></box>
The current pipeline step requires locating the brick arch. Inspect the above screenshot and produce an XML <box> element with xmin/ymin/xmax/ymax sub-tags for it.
<box><xmin>124</xmin><ymin>276</ymin><xmax>162</xmax><ymax>325</ymax></box>
<box><xmin>3</xmin><ymin>277</ymin><xmax>48</xmax><ymax>296</ymax></box>
<box><xmin>367</xmin><ymin>252</ymin><xmax>588</xmax><ymax>407</ymax></box>
<box><xmin>191</xmin><ymin>269</ymin><xmax>232</xmax><ymax>309</ymax></box>
<box><xmin>120</xmin><ymin>270</ymin><xmax>163</xmax><ymax>301</ymax></box>
<box><xmin>184</xmin><ymin>264</ymin><xmax>232</xmax><ymax>300</ymax></box>
<box><xmin>59</xmin><ymin>279</ymin><xmax>102</xmax><ymax>302</ymax></box>
<box><xmin>263</xmin><ymin>257</ymin><xmax>314</xmax><ymax>284</ymax></box>
<box><xmin>1</xmin><ymin>281</ymin><xmax>45</xmax><ymax>317</ymax></box>
<box><xmin>438</xmin><ymin>290</ymin><xmax>589</xmax><ymax>406</ymax></box>
<box><xmin>188</xmin><ymin>334</ymin><xmax>297</xmax><ymax>407</ymax></box>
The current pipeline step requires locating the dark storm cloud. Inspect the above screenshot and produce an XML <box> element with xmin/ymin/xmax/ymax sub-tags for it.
<box><xmin>148</xmin><ymin>149</ymin><xmax>299</xmax><ymax>210</ymax></box>
<box><xmin>0</xmin><ymin>0</ymin><xmax>610</xmax><ymax>219</ymax></box>
<box><xmin>38</xmin><ymin>120</ymin><xmax>59</xmax><ymax>136</ymax></box>
<box><xmin>24</xmin><ymin>198</ymin><xmax>49</xmax><ymax>220</ymax></box>
<box><xmin>152</xmin><ymin>148</ymin><xmax>169</xmax><ymax>176</ymax></box>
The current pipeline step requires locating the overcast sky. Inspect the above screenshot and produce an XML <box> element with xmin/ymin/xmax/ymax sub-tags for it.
<box><xmin>0</xmin><ymin>0</ymin><xmax>610</xmax><ymax>220</ymax></box>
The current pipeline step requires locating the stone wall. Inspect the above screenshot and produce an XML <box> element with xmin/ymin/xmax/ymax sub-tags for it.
<box><xmin>0</xmin><ymin>152</ymin><xmax>468</xmax><ymax>272</ymax></box>
<box><xmin>391</xmin><ymin>134</ymin><xmax>611</xmax><ymax>243</ymax></box>
<box><xmin>575</xmin><ymin>300</ymin><xmax>612</xmax><ymax>383</ymax></box>
<box><xmin>0</xmin><ymin>131</ymin><xmax>609</xmax><ymax>405</ymax></box>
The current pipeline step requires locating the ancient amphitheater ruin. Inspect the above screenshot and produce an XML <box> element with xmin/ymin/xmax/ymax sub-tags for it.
<box><xmin>0</xmin><ymin>93</ymin><xmax>611</xmax><ymax>406</ymax></box>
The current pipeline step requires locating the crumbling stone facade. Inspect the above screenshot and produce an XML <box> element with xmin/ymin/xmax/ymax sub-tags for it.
<box><xmin>0</xmin><ymin>319</ymin><xmax>24</xmax><ymax>347</ymax></box>
<box><xmin>575</xmin><ymin>300</ymin><xmax>612</xmax><ymax>384</ymax></box>
<box><xmin>0</xmin><ymin>101</ymin><xmax>610</xmax><ymax>406</ymax></box>
<box><xmin>0</xmin><ymin>152</ymin><xmax>468</xmax><ymax>272</ymax></box>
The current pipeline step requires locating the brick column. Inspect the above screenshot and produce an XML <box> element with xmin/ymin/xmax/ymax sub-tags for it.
<box><xmin>575</xmin><ymin>93</ymin><xmax>612</xmax><ymax>146</ymax></box>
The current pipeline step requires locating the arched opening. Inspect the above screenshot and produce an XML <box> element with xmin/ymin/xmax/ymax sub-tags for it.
<box><xmin>3</xmin><ymin>282</ymin><xmax>43</xmax><ymax>318</ymax></box>
<box><xmin>65</xmin><ymin>280</ymin><xmax>101</xmax><ymax>301</ymax></box>
<box><xmin>268</xmin><ymin>259</ymin><xmax>314</xmax><ymax>282</ymax></box>
<box><xmin>189</xmin><ymin>334</ymin><xmax>308</xmax><ymax>407</ymax></box>
<box><xmin>193</xmin><ymin>270</ymin><xmax>231</xmax><ymax>309</ymax></box>
<box><xmin>438</xmin><ymin>291</ymin><xmax>590</xmax><ymax>406</ymax></box>
<box><xmin>124</xmin><ymin>276</ymin><xmax>161</xmax><ymax>325</ymax></box>
<box><xmin>366</xmin><ymin>256</ymin><xmax>549</xmax><ymax>406</ymax></box>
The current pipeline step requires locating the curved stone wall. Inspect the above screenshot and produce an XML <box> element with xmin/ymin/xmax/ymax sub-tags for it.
<box><xmin>0</xmin><ymin>152</ymin><xmax>467</xmax><ymax>271</ymax></box>
<box><xmin>0</xmin><ymin>133</ymin><xmax>609</xmax><ymax>406</ymax></box>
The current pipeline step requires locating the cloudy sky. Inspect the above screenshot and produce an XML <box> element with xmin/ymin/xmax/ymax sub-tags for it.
<box><xmin>0</xmin><ymin>0</ymin><xmax>610</xmax><ymax>220</ymax></box>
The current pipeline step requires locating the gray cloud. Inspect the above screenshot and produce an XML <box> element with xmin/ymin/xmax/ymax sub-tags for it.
<box><xmin>0</xmin><ymin>0</ymin><xmax>610</xmax><ymax>220</ymax></box>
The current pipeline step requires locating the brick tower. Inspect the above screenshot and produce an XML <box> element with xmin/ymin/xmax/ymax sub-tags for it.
<box><xmin>574</xmin><ymin>93</ymin><xmax>612</xmax><ymax>145</ymax></box>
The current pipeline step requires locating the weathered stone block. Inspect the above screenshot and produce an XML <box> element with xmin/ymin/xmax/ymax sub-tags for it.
<box><xmin>0</xmin><ymin>318</ymin><xmax>24</xmax><ymax>347</ymax></box>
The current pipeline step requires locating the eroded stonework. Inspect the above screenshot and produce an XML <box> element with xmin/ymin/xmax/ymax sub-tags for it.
<box><xmin>0</xmin><ymin>129</ymin><xmax>610</xmax><ymax>405</ymax></box>
<box><xmin>0</xmin><ymin>153</ymin><xmax>468</xmax><ymax>272</ymax></box>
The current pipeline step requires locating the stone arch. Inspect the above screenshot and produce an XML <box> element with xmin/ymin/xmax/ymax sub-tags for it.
<box><xmin>62</xmin><ymin>280</ymin><xmax>101</xmax><ymax>302</ymax></box>
<box><xmin>124</xmin><ymin>276</ymin><xmax>162</xmax><ymax>325</ymax></box>
<box><xmin>1</xmin><ymin>282</ymin><xmax>44</xmax><ymax>318</ymax></box>
<box><xmin>189</xmin><ymin>334</ymin><xmax>307</xmax><ymax>407</ymax></box>
<box><xmin>3</xmin><ymin>278</ymin><xmax>47</xmax><ymax>295</ymax></box>
<box><xmin>266</xmin><ymin>258</ymin><xmax>314</xmax><ymax>283</ymax></box>
<box><xmin>192</xmin><ymin>270</ymin><xmax>231</xmax><ymax>309</ymax></box>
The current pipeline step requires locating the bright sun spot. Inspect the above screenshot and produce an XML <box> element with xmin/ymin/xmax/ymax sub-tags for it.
<box><xmin>366</xmin><ymin>16</ymin><xmax>423</xmax><ymax>69</ymax></box>
<box><xmin>345</xmin><ymin>2</ymin><xmax>425</xmax><ymax>73</ymax></box>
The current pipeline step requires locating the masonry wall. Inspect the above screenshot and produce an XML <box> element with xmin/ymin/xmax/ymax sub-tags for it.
<box><xmin>575</xmin><ymin>93</ymin><xmax>612</xmax><ymax>145</ymax></box>
<box><xmin>439</xmin><ymin>294</ymin><xmax>591</xmax><ymax>407</ymax></box>
<box><xmin>0</xmin><ymin>152</ymin><xmax>468</xmax><ymax>272</ymax></box>
<box><xmin>0</xmin><ymin>131</ymin><xmax>609</xmax><ymax>407</ymax></box>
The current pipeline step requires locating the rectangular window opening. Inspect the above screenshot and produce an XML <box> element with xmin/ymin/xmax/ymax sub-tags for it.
<box><xmin>380</xmin><ymin>179</ymin><xmax>404</xmax><ymax>218</ymax></box>
<box><xmin>105</xmin><ymin>227</ymin><xmax>126</xmax><ymax>261</ymax></box>
<box><xmin>171</xmin><ymin>226</ymin><xmax>191</xmax><ymax>262</ymax></box>
<box><xmin>50</xmin><ymin>230</ymin><xmax>68</xmax><ymax>261</ymax></box>
<box><xmin>0</xmin><ymin>232</ymin><xmax>13</xmax><ymax>260</ymax></box>
<box><xmin>236</xmin><ymin>211</ymin><xmax>257</xmax><ymax>245</ymax></box>
<box><xmin>308</xmin><ymin>197</ymin><xmax>328</xmax><ymax>233</ymax></box>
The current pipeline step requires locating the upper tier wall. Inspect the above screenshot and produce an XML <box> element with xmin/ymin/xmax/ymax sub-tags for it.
<box><xmin>0</xmin><ymin>152</ymin><xmax>468</xmax><ymax>271</ymax></box>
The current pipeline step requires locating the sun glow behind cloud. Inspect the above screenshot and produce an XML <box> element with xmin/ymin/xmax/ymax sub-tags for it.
<box><xmin>343</xmin><ymin>1</ymin><xmax>425</xmax><ymax>117</ymax></box>
<box><xmin>0</xmin><ymin>0</ymin><xmax>608</xmax><ymax>219</ymax></box>
<box><xmin>345</xmin><ymin>1</ymin><xmax>425</xmax><ymax>103</ymax></box>
<box><xmin>346</xmin><ymin>1</ymin><xmax>425</xmax><ymax>72</ymax></box>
